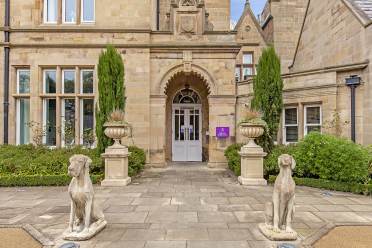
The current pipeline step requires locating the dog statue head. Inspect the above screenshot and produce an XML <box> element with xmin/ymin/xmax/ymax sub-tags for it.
<box><xmin>68</xmin><ymin>155</ymin><xmax>92</xmax><ymax>178</ymax></box>
<box><xmin>278</xmin><ymin>154</ymin><xmax>296</xmax><ymax>171</ymax></box>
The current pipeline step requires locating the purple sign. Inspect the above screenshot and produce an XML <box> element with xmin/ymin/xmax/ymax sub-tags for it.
<box><xmin>216</xmin><ymin>127</ymin><xmax>230</xmax><ymax>139</ymax></box>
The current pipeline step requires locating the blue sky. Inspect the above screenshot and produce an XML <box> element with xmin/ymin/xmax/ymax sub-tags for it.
<box><xmin>231</xmin><ymin>0</ymin><xmax>266</xmax><ymax>22</ymax></box>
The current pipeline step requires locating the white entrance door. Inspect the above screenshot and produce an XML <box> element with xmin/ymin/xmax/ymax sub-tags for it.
<box><xmin>172</xmin><ymin>105</ymin><xmax>202</xmax><ymax>162</ymax></box>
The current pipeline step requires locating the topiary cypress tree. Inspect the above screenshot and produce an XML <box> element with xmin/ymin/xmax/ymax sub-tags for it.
<box><xmin>251</xmin><ymin>46</ymin><xmax>283</xmax><ymax>153</ymax></box>
<box><xmin>96</xmin><ymin>45</ymin><xmax>125</xmax><ymax>153</ymax></box>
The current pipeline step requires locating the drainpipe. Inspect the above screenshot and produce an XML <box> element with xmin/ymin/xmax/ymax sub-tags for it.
<box><xmin>3</xmin><ymin>0</ymin><xmax>10</xmax><ymax>144</ymax></box>
<box><xmin>345</xmin><ymin>75</ymin><xmax>361</xmax><ymax>143</ymax></box>
<box><xmin>156</xmin><ymin>0</ymin><xmax>160</xmax><ymax>30</ymax></box>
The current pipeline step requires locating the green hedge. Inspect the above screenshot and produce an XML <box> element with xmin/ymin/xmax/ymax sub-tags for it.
<box><xmin>224</xmin><ymin>143</ymin><xmax>243</xmax><ymax>176</ymax></box>
<box><xmin>225</xmin><ymin>133</ymin><xmax>372</xmax><ymax>185</ymax></box>
<box><xmin>265</xmin><ymin>133</ymin><xmax>372</xmax><ymax>183</ymax></box>
<box><xmin>0</xmin><ymin>174</ymin><xmax>103</xmax><ymax>187</ymax></box>
<box><xmin>269</xmin><ymin>176</ymin><xmax>372</xmax><ymax>195</ymax></box>
<box><xmin>0</xmin><ymin>145</ymin><xmax>146</xmax><ymax>186</ymax></box>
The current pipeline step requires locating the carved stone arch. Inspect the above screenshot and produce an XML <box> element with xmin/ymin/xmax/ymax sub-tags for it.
<box><xmin>158</xmin><ymin>64</ymin><xmax>217</xmax><ymax>95</ymax></box>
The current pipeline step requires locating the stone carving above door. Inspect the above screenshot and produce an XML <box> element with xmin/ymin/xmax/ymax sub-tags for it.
<box><xmin>180</xmin><ymin>0</ymin><xmax>196</xmax><ymax>6</ymax></box>
<box><xmin>180</xmin><ymin>16</ymin><xmax>196</xmax><ymax>34</ymax></box>
<box><xmin>168</xmin><ymin>0</ymin><xmax>212</xmax><ymax>36</ymax></box>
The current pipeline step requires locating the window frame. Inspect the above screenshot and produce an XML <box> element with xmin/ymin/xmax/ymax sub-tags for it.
<box><xmin>43</xmin><ymin>0</ymin><xmax>58</xmax><ymax>24</ymax></box>
<box><xmin>43</xmin><ymin>69</ymin><xmax>57</xmax><ymax>94</ymax></box>
<box><xmin>242</xmin><ymin>52</ymin><xmax>254</xmax><ymax>80</ymax></box>
<box><xmin>42</xmin><ymin>98</ymin><xmax>57</xmax><ymax>147</ymax></box>
<box><xmin>62</xmin><ymin>69</ymin><xmax>76</xmax><ymax>94</ymax></box>
<box><xmin>62</xmin><ymin>0</ymin><xmax>77</xmax><ymax>24</ymax></box>
<box><xmin>235</xmin><ymin>52</ymin><xmax>254</xmax><ymax>82</ymax></box>
<box><xmin>235</xmin><ymin>66</ymin><xmax>241</xmax><ymax>83</ymax></box>
<box><xmin>80</xmin><ymin>69</ymin><xmax>94</xmax><ymax>94</ymax></box>
<box><xmin>16</xmin><ymin>98</ymin><xmax>30</xmax><ymax>145</ymax></box>
<box><xmin>283</xmin><ymin>107</ymin><xmax>299</xmax><ymax>145</ymax></box>
<box><xmin>304</xmin><ymin>105</ymin><xmax>322</xmax><ymax>136</ymax></box>
<box><xmin>16</xmin><ymin>69</ymin><xmax>30</xmax><ymax>94</ymax></box>
<box><xmin>81</xmin><ymin>0</ymin><xmax>96</xmax><ymax>23</ymax></box>
<box><xmin>79</xmin><ymin>98</ymin><xmax>95</xmax><ymax>146</ymax></box>
<box><xmin>61</xmin><ymin>98</ymin><xmax>76</xmax><ymax>147</ymax></box>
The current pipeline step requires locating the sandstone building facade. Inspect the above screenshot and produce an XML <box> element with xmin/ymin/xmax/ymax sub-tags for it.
<box><xmin>238</xmin><ymin>0</ymin><xmax>372</xmax><ymax>146</ymax></box>
<box><xmin>1</xmin><ymin>0</ymin><xmax>371</xmax><ymax>167</ymax></box>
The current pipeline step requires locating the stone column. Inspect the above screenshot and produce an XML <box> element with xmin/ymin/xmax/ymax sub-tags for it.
<box><xmin>101</xmin><ymin>145</ymin><xmax>131</xmax><ymax>187</ymax></box>
<box><xmin>238</xmin><ymin>140</ymin><xmax>267</xmax><ymax>186</ymax></box>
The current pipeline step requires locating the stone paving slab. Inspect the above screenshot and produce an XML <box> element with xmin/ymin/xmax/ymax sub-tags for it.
<box><xmin>1</xmin><ymin>163</ymin><xmax>372</xmax><ymax>248</ymax></box>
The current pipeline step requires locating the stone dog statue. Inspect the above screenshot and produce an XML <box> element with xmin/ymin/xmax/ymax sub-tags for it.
<box><xmin>259</xmin><ymin>154</ymin><xmax>297</xmax><ymax>241</ymax></box>
<box><xmin>63</xmin><ymin>155</ymin><xmax>107</xmax><ymax>241</ymax></box>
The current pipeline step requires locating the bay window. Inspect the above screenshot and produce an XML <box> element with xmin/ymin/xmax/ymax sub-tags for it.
<box><xmin>283</xmin><ymin>107</ymin><xmax>298</xmax><ymax>144</ymax></box>
<box><xmin>41</xmin><ymin>67</ymin><xmax>95</xmax><ymax>147</ymax></box>
<box><xmin>63</xmin><ymin>0</ymin><xmax>77</xmax><ymax>23</ymax></box>
<box><xmin>305</xmin><ymin>105</ymin><xmax>322</xmax><ymax>135</ymax></box>
<box><xmin>82</xmin><ymin>0</ymin><xmax>95</xmax><ymax>23</ymax></box>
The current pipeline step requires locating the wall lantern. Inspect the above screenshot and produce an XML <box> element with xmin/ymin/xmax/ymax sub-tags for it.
<box><xmin>345</xmin><ymin>75</ymin><xmax>361</xmax><ymax>142</ymax></box>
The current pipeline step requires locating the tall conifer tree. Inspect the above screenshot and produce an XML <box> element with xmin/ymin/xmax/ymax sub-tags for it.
<box><xmin>251</xmin><ymin>46</ymin><xmax>283</xmax><ymax>152</ymax></box>
<box><xmin>96</xmin><ymin>45</ymin><xmax>125</xmax><ymax>153</ymax></box>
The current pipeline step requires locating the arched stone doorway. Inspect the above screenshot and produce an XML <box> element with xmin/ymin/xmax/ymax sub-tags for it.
<box><xmin>165</xmin><ymin>71</ymin><xmax>210</xmax><ymax>162</ymax></box>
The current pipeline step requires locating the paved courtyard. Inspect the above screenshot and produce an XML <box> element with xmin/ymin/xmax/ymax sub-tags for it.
<box><xmin>1</xmin><ymin>164</ymin><xmax>372</xmax><ymax>248</ymax></box>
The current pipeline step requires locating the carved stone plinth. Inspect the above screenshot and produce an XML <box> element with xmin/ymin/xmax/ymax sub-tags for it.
<box><xmin>258</xmin><ymin>223</ymin><xmax>298</xmax><ymax>241</ymax></box>
<box><xmin>238</xmin><ymin>145</ymin><xmax>267</xmax><ymax>186</ymax></box>
<box><xmin>63</xmin><ymin>219</ymin><xmax>107</xmax><ymax>241</ymax></box>
<box><xmin>101</xmin><ymin>145</ymin><xmax>131</xmax><ymax>187</ymax></box>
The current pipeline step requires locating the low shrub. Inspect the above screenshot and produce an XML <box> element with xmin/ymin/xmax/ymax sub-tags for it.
<box><xmin>226</xmin><ymin>133</ymin><xmax>372</xmax><ymax>185</ymax></box>
<box><xmin>128</xmin><ymin>146</ymin><xmax>146</xmax><ymax>177</ymax></box>
<box><xmin>224</xmin><ymin>144</ymin><xmax>243</xmax><ymax>176</ymax></box>
<box><xmin>265</xmin><ymin>133</ymin><xmax>372</xmax><ymax>184</ymax></box>
<box><xmin>0</xmin><ymin>145</ymin><xmax>102</xmax><ymax>176</ymax></box>
<box><xmin>264</xmin><ymin>145</ymin><xmax>296</xmax><ymax>176</ymax></box>
<box><xmin>0</xmin><ymin>174</ymin><xmax>103</xmax><ymax>187</ymax></box>
<box><xmin>0</xmin><ymin>145</ymin><xmax>146</xmax><ymax>185</ymax></box>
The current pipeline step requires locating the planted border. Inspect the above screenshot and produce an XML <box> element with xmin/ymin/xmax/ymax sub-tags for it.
<box><xmin>269</xmin><ymin>176</ymin><xmax>372</xmax><ymax>195</ymax></box>
<box><xmin>0</xmin><ymin>174</ymin><xmax>103</xmax><ymax>187</ymax></box>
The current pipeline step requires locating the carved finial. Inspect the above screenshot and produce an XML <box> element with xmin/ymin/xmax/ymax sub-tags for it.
<box><xmin>245</xmin><ymin>0</ymin><xmax>250</xmax><ymax>8</ymax></box>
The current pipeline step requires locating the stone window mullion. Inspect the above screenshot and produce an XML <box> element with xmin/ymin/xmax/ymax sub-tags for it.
<box><xmin>76</xmin><ymin>0</ymin><xmax>81</xmax><ymax>24</ymax></box>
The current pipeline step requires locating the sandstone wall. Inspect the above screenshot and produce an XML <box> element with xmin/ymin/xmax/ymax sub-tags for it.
<box><xmin>291</xmin><ymin>0</ymin><xmax>366</xmax><ymax>72</ymax></box>
<box><xmin>270</xmin><ymin>0</ymin><xmax>307</xmax><ymax>73</ymax></box>
<box><xmin>9</xmin><ymin>0</ymin><xmax>152</xmax><ymax>29</ymax></box>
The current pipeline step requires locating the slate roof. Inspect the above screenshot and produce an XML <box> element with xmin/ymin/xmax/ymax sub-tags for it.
<box><xmin>350</xmin><ymin>0</ymin><xmax>372</xmax><ymax>20</ymax></box>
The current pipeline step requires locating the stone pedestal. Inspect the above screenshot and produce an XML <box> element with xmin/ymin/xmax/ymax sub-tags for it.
<box><xmin>238</xmin><ymin>144</ymin><xmax>267</xmax><ymax>186</ymax></box>
<box><xmin>101</xmin><ymin>145</ymin><xmax>131</xmax><ymax>187</ymax></box>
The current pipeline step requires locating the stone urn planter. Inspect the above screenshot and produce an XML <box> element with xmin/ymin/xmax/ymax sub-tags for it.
<box><xmin>101</xmin><ymin>110</ymin><xmax>132</xmax><ymax>187</ymax></box>
<box><xmin>238</xmin><ymin>111</ymin><xmax>267</xmax><ymax>186</ymax></box>
<box><xmin>239</xmin><ymin>122</ymin><xmax>265</xmax><ymax>148</ymax></box>
<box><xmin>103</xmin><ymin>122</ymin><xmax>130</xmax><ymax>149</ymax></box>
